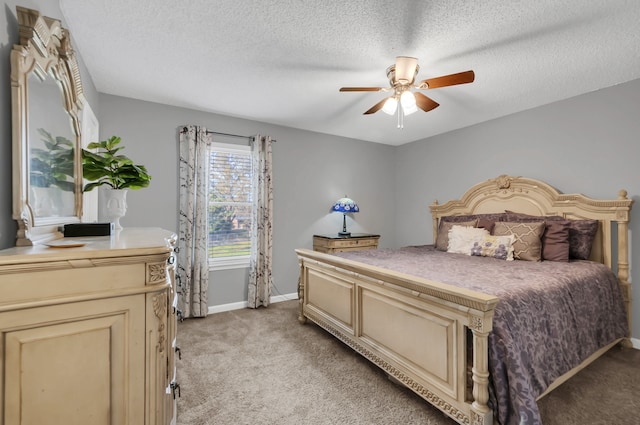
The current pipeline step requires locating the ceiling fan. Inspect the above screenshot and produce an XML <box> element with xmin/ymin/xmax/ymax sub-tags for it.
<box><xmin>339</xmin><ymin>56</ymin><xmax>475</xmax><ymax>126</ymax></box>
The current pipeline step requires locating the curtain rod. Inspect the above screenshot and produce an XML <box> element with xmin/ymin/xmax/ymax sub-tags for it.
<box><xmin>205</xmin><ymin>130</ymin><xmax>277</xmax><ymax>142</ymax></box>
<box><xmin>205</xmin><ymin>130</ymin><xmax>251</xmax><ymax>139</ymax></box>
<box><xmin>180</xmin><ymin>127</ymin><xmax>276</xmax><ymax>142</ymax></box>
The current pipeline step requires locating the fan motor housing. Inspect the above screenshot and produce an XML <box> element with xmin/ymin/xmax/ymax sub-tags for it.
<box><xmin>386</xmin><ymin>64</ymin><xmax>420</xmax><ymax>87</ymax></box>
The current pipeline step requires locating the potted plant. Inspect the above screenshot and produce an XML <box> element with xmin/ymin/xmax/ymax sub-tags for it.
<box><xmin>81</xmin><ymin>135</ymin><xmax>151</xmax><ymax>229</ymax></box>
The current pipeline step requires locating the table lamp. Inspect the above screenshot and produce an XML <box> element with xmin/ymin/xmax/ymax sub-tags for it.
<box><xmin>332</xmin><ymin>196</ymin><xmax>359</xmax><ymax>236</ymax></box>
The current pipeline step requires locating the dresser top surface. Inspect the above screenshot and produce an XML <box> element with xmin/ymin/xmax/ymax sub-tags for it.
<box><xmin>0</xmin><ymin>227</ymin><xmax>176</xmax><ymax>265</ymax></box>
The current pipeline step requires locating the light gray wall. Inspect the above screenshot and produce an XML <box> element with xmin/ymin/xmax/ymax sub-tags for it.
<box><xmin>97</xmin><ymin>94</ymin><xmax>397</xmax><ymax>306</ymax></box>
<box><xmin>394</xmin><ymin>78</ymin><xmax>640</xmax><ymax>339</ymax></box>
<box><xmin>0</xmin><ymin>1</ymin><xmax>98</xmax><ymax>249</ymax></box>
<box><xmin>2</xmin><ymin>1</ymin><xmax>638</xmax><ymax>339</ymax></box>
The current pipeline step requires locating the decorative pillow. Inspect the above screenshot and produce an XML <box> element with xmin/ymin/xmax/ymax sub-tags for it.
<box><xmin>471</xmin><ymin>234</ymin><xmax>516</xmax><ymax>261</ymax></box>
<box><xmin>504</xmin><ymin>211</ymin><xmax>548</xmax><ymax>221</ymax></box>
<box><xmin>447</xmin><ymin>226</ymin><xmax>489</xmax><ymax>255</ymax></box>
<box><xmin>505</xmin><ymin>211</ymin><xmax>597</xmax><ymax>260</ymax></box>
<box><xmin>493</xmin><ymin>221</ymin><xmax>545</xmax><ymax>261</ymax></box>
<box><xmin>441</xmin><ymin>213</ymin><xmax>508</xmax><ymax>223</ymax></box>
<box><xmin>442</xmin><ymin>213</ymin><xmax>507</xmax><ymax>233</ymax></box>
<box><xmin>476</xmin><ymin>218</ymin><xmax>497</xmax><ymax>234</ymax></box>
<box><xmin>504</xmin><ymin>212</ymin><xmax>570</xmax><ymax>262</ymax></box>
<box><xmin>566</xmin><ymin>219</ymin><xmax>599</xmax><ymax>260</ymax></box>
<box><xmin>436</xmin><ymin>220</ymin><xmax>477</xmax><ymax>251</ymax></box>
<box><xmin>541</xmin><ymin>220</ymin><xmax>571</xmax><ymax>262</ymax></box>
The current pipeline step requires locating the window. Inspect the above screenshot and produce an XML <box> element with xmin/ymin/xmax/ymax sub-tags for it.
<box><xmin>208</xmin><ymin>142</ymin><xmax>252</xmax><ymax>270</ymax></box>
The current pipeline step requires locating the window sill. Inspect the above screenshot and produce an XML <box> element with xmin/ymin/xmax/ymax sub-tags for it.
<box><xmin>209</xmin><ymin>256</ymin><xmax>250</xmax><ymax>271</ymax></box>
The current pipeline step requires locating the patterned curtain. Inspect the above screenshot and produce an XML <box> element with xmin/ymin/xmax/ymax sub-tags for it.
<box><xmin>177</xmin><ymin>125</ymin><xmax>211</xmax><ymax>318</ymax></box>
<box><xmin>247</xmin><ymin>135</ymin><xmax>274</xmax><ymax>308</ymax></box>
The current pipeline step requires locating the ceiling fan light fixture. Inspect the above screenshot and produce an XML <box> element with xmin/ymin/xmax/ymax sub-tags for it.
<box><xmin>403</xmin><ymin>103</ymin><xmax>418</xmax><ymax>116</ymax></box>
<box><xmin>382</xmin><ymin>97</ymin><xmax>398</xmax><ymax>115</ymax></box>
<box><xmin>400</xmin><ymin>90</ymin><xmax>416</xmax><ymax>107</ymax></box>
<box><xmin>400</xmin><ymin>91</ymin><xmax>417</xmax><ymax>115</ymax></box>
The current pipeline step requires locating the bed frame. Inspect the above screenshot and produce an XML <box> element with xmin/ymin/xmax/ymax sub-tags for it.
<box><xmin>296</xmin><ymin>175</ymin><xmax>632</xmax><ymax>425</ymax></box>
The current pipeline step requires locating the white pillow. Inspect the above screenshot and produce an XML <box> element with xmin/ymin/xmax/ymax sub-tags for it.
<box><xmin>447</xmin><ymin>225</ymin><xmax>490</xmax><ymax>255</ymax></box>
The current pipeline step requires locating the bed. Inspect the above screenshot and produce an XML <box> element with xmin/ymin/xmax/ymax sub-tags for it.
<box><xmin>295</xmin><ymin>175</ymin><xmax>633</xmax><ymax>425</ymax></box>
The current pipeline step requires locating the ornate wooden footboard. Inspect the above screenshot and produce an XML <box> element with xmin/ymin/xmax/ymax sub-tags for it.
<box><xmin>297</xmin><ymin>248</ymin><xmax>498</xmax><ymax>424</ymax></box>
<box><xmin>297</xmin><ymin>175</ymin><xmax>632</xmax><ymax>425</ymax></box>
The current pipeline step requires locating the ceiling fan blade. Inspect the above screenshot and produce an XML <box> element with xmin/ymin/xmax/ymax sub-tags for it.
<box><xmin>363</xmin><ymin>97</ymin><xmax>389</xmax><ymax>115</ymax></box>
<box><xmin>339</xmin><ymin>87</ymin><xmax>384</xmax><ymax>92</ymax></box>
<box><xmin>395</xmin><ymin>56</ymin><xmax>419</xmax><ymax>84</ymax></box>
<box><xmin>420</xmin><ymin>70</ymin><xmax>475</xmax><ymax>89</ymax></box>
<box><xmin>414</xmin><ymin>92</ymin><xmax>440</xmax><ymax>112</ymax></box>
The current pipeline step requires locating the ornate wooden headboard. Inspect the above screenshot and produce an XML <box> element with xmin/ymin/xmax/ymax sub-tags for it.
<box><xmin>429</xmin><ymin>175</ymin><xmax>633</xmax><ymax>332</ymax></box>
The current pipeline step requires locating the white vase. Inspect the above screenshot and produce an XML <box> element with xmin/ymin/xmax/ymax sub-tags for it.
<box><xmin>104</xmin><ymin>188</ymin><xmax>128</xmax><ymax>230</ymax></box>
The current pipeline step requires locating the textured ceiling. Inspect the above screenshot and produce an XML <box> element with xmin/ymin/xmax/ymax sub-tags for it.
<box><xmin>59</xmin><ymin>0</ymin><xmax>640</xmax><ymax>146</ymax></box>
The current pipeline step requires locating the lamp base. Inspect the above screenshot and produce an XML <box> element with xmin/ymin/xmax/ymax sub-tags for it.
<box><xmin>339</xmin><ymin>213</ymin><xmax>351</xmax><ymax>237</ymax></box>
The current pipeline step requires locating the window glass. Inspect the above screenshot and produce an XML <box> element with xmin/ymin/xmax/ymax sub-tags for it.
<box><xmin>208</xmin><ymin>143</ymin><xmax>252</xmax><ymax>269</ymax></box>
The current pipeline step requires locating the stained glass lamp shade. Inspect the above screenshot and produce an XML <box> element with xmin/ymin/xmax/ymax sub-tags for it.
<box><xmin>332</xmin><ymin>196</ymin><xmax>359</xmax><ymax>236</ymax></box>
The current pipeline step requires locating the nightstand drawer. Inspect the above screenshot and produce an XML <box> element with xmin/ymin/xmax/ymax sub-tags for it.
<box><xmin>313</xmin><ymin>234</ymin><xmax>380</xmax><ymax>254</ymax></box>
<box><xmin>322</xmin><ymin>238</ymin><xmax>376</xmax><ymax>248</ymax></box>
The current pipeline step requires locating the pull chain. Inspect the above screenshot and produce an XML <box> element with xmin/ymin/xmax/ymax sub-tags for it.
<box><xmin>397</xmin><ymin>105</ymin><xmax>404</xmax><ymax>129</ymax></box>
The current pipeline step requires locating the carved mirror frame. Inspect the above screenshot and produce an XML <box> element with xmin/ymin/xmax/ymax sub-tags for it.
<box><xmin>11</xmin><ymin>6</ymin><xmax>84</xmax><ymax>245</ymax></box>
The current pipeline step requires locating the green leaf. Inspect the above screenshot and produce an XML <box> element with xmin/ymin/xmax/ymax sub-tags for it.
<box><xmin>81</xmin><ymin>135</ymin><xmax>151</xmax><ymax>191</ymax></box>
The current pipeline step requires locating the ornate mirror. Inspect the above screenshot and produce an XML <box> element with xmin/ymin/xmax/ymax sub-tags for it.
<box><xmin>11</xmin><ymin>6</ymin><xmax>84</xmax><ymax>245</ymax></box>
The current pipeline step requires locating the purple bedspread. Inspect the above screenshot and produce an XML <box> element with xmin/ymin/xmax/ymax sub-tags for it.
<box><xmin>335</xmin><ymin>245</ymin><xmax>628</xmax><ymax>425</ymax></box>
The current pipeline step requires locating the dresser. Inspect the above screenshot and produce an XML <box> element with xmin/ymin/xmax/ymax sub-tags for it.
<box><xmin>312</xmin><ymin>233</ymin><xmax>380</xmax><ymax>253</ymax></box>
<box><xmin>0</xmin><ymin>228</ymin><xmax>179</xmax><ymax>425</ymax></box>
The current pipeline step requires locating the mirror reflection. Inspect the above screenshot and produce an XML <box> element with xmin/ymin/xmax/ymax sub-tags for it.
<box><xmin>28</xmin><ymin>72</ymin><xmax>76</xmax><ymax>218</ymax></box>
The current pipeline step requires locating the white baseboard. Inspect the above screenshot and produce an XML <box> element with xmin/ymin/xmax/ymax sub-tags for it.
<box><xmin>631</xmin><ymin>338</ymin><xmax>640</xmax><ymax>350</ymax></box>
<box><xmin>208</xmin><ymin>292</ymin><xmax>298</xmax><ymax>315</ymax></box>
<box><xmin>270</xmin><ymin>292</ymin><xmax>298</xmax><ymax>304</ymax></box>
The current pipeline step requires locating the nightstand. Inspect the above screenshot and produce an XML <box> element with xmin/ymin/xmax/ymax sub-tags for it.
<box><xmin>312</xmin><ymin>233</ymin><xmax>380</xmax><ymax>254</ymax></box>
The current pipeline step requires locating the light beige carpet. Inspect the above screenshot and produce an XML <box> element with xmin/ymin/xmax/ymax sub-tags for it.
<box><xmin>176</xmin><ymin>300</ymin><xmax>640</xmax><ymax>425</ymax></box>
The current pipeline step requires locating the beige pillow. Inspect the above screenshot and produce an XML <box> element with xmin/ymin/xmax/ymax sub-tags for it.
<box><xmin>435</xmin><ymin>219</ymin><xmax>478</xmax><ymax>251</ymax></box>
<box><xmin>493</xmin><ymin>221</ymin><xmax>545</xmax><ymax>261</ymax></box>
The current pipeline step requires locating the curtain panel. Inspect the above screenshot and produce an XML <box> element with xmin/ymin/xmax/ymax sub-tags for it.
<box><xmin>247</xmin><ymin>135</ymin><xmax>274</xmax><ymax>308</ymax></box>
<box><xmin>177</xmin><ymin>125</ymin><xmax>211</xmax><ymax>318</ymax></box>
